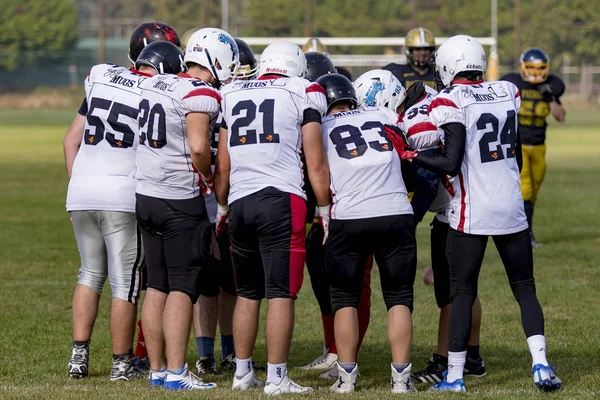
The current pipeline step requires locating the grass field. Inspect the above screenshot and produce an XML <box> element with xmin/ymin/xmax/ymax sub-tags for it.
<box><xmin>0</xmin><ymin>108</ymin><xmax>599</xmax><ymax>399</ymax></box>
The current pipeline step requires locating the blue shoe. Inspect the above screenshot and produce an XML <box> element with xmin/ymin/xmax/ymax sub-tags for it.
<box><xmin>532</xmin><ymin>364</ymin><xmax>561</xmax><ymax>392</ymax></box>
<box><xmin>163</xmin><ymin>363</ymin><xmax>216</xmax><ymax>390</ymax></box>
<box><xmin>149</xmin><ymin>369</ymin><xmax>167</xmax><ymax>387</ymax></box>
<box><xmin>430</xmin><ymin>374</ymin><xmax>466</xmax><ymax>392</ymax></box>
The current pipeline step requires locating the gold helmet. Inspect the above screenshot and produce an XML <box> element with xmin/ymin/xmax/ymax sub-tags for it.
<box><xmin>405</xmin><ymin>27</ymin><xmax>436</xmax><ymax>68</ymax></box>
<box><xmin>303</xmin><ymin>37</ymin><xmax>330</xmax><ymax>56</ymax></box>
<box><xmin>519</xmin><ymin>48</ymin><xmax>550</xmax><ymax>84</ymax></box>
<box><xmin>181</xmin><ymin>27</ymin><xmax>201</xmax><ymax>49</ymax></box>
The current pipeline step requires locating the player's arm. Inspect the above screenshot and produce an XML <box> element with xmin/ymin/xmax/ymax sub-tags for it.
<box><xmin>385</xmin><ymin>122</ymin><xmax>466</xmax><ymax>177</ymax></box>
<box><xmin>63</xmin><ymin>98</ymin><xmax>88</xmax><ymax>179</ymax></box>
<box><xmin>186</xmin><ymin>112</ymin><xmax>213</xmax><ymax>180</ymax></box>
<box><xmin>549</xmin><ymin>101</ymin><xmax>566</xmax><ymax>123</ymax></box>
<box><xmin>302</xmin><ymin>119</ymin><xmax>330</xmax><ymax>207</ymax></box>
<box><xmin>214</xmin><ymin>126</ymin><xmax>231</xmax><ymax>206</ymax></box>
<box><xmin>538</xmin><ymin>81</ymin><xmax>566</xmax><ymax>123</ymax></box>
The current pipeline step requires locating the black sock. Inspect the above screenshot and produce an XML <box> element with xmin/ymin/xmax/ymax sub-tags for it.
<box><xmin>467</xmin><ymin>345</ymin><xmax>480</xmax><ymax>360</ymax></box>
<box><xmin>523</xmin><ymin>201</ymin><xmax>534</xmax><ymax>232</ymax></box>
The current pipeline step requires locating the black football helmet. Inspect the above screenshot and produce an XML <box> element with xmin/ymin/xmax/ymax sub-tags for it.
<box><xmin>520</xmin><ymin>48</ymin><xmax>550</xmax><ymax>84</ymax></box>
<box><xmin>234</xmin><ymin>38</ymin><xmax>258</xmax><ymax>79</ymax></box>
<box><xmin>316</xmin><ymin>73</ymin><xmax>357</xmax><ymax>113</ymax></box>
<box><xmin>128</xmin><ymin>21</ymin><xmax>181</xmax><ymax>64</ymax></box>
<box><xmin>305</xmin><ymin>52</ymin><xmax>337</xmax><ymax>82</ymax></box>
<box><xmin>135</xmin><ymin>41</ymin><xmax>185</xmax><ymax>75</ymax></box>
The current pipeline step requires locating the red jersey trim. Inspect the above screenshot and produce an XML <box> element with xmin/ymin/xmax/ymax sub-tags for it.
<box><xmin>182</xmin><ymin>88</ymin><xmax>222</xmax><ymax>104</ymax></box>
<box><xmin>178</xmin><ymin>72</ymin><xmax>193</xmax><ymax>78</ymax></box>
<box><xmin>515</xmin><ymin>91</ymin><xmax>521</xmax><ymax>98</ymax></box>
<box><xmin>428</xmin><ymin>98</ymin><xmax>459</xmax><ymax>114</ymax></box>
<box><xmin>457</xmin><ymin>171</ymin><xmax>467</xmax><ymax>232</ymax></box>
<box><xmin>452</xmin><ymin>79</ymin><xmax>484</xmax><ymax>85</ymax></box>
<box><xmin>257</xmin><ymin>74</ymin><xmax>282</xmax><ymax>81</ymax></box>
<box><xmin>129</xmin><ymin>67</ymin><xmax>153</xmax><ymax>77</ymax></box>
<box><xmin>407</xmin><ymin>122</ymin><xmax>438</xmax><ymax>137</ymax></box>
<box><xmin>306</xmin><ymin>83</ymin><xmax>326</xmax><ymax>95</ymax></box>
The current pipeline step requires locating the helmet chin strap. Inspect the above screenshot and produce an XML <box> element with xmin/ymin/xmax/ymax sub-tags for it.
<box><xmin>204</xmin><ymin>49</ymin><xmax>221</xmax><ymax>87</ymax></box>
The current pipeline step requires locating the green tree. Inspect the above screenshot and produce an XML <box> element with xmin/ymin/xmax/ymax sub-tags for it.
<box><xmin>0</xmin><ymin>0</ymin><xmax>78</xmax><ymax>70</ymax></box>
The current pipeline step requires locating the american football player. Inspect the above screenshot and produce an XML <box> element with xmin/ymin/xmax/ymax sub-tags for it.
<box><xmin>383</xmin><ymin>27</ymin><xmax>437</xmax><ymax>90</ymax></box>
<box><xmin>64</xmin><ymin>40</ymin><xmax>182</xmax><ymax>381</ymax></box>
<box><xmin>385</xmin><ymin>35</ymin><xmax>561</xmax><ymax>393</ymax></box>
<box><xmin>135</xmin><ymin>27</ymin><xmax>239</xmax><ymax>391</ymax></box>
<box><xmin>317</xmin><ymin>73</ymin><xmax>417</xmax><ymax>393</ymax></box>
<box><xmin>214</xmin><ymin>40</ymin><xmax>329</xmax><ymax>394</ymax></box>
<box><xmin>501</xmin><ymin>48</ymin><xmax>566</xmax><ymax>247</ymax></box>
<box><xmin>303</xmin><ymin>37</ymin><xmax>353</xmax><ymax>80</ymax></box>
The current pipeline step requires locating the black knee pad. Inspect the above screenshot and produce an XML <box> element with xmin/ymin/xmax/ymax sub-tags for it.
<box><xmin>509</xmin><ymin>278</ymin><xmax>537</xmax><ymax>301</ymax></box>
<box><xmin>382</xmin><ymin>287</ymin><xmax>414</xmax><ymax>312</ymax></box>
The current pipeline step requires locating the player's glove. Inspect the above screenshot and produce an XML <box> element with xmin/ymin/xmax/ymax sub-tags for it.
<box><xmin>538</xmin><ymin>83</ymin><xmax>555</xmax><ymax>103</ymax></box>
<box><xmin>199</xmin><ymin>174</ymin><xmax>215</xmax><ymax>195</ymax></box>
<box><xmin>384</xmin><ymin>124</ymin><xmax>419</xmax><ymax>161</ymax></box>
<box><xmin>215</xmin><ymin>203</ymin><xmax>228</xmax><ymax>237</ymax></box>
<box><xmin>317</xmin><ymin>204</ymin><xmax>330</xmax><ymax>245</ymax></box>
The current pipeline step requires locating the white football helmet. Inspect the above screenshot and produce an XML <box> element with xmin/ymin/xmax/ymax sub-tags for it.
<box><xmin>353</xmin><ymin>69</ymin><xmax>407</xmax><ymax>112</ymax></box>
<box><xmin>258</xmin><ymin>40</ymin><xmax>307</xmax><ymax>78</ymax></box>
<box><xmin>184</xmin><ymin>27</ymin><xmax>240</xmax><ymax>84</ymax></box>
<box><xmin>434</xmin><ymin>35</ymin><xmax>487</xmax><ymax>86</ymax></box>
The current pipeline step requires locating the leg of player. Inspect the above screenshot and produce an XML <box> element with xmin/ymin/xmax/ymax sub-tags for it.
<box><xmin>217</xmin><ymin>290</ymin><xmax>237</xmax><ymax>370</ymax></box>
<box><xmin>520</xmin><ymin>145</ymin><xmax>541</xmax><ymax>248</ymax></box>
<box><xmin>142</xmin><ymin>288</ymin><xmax>168</xmax><ymax>376</ymax></box>
<box><xmin>528</xmin><ymin>144</ymin><xmax>547</xmax><ymax>247</ymax></box>
<box><xmin>68</xmin><ymin>211</ymin><xmax>108</xmax><ymax>379</ymax></box>
<box><xmin>193</xmin><ymin>295</ymin><xmax>220</xmax><ymax>375</ymax></box>
<box><xmin>431</xmin><ymin>229</ymin><xmax>488</xmax><ymax>392</ymax></box>
<box><xmin>232</xmin><ymin>297</ymin><xmax>262</xmax><ymax>388</ymax></box>
<box><xmin>493</xmin><ymin>230</ymin><xmax>561</xmax><ymax>392</ymax></box>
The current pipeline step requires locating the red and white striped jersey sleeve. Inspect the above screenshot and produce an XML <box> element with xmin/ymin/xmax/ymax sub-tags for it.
<box><xmin>428</xmin><ymin>91</ymin><xmax>464</xmax><ymax>128</ymax></box>
<box><xmin>180</xmin><ymin>80</ymin><xmax>221</xmax><ymax>118</ymax></box>
<box><xmin>401</xmin><ymin>94</ymin><xmax>443</xmax><ymax>151</ymax></box>
<box><xmin>303</xmin><ymin>80</ymin><xmax>328</xmax><ymax>116</ymax></box>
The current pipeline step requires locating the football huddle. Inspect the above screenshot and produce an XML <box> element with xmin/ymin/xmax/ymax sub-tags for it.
<box><xmin>63</xmin><ymin>22</ymin><xmax>566</xmax><ymax>394</ymax></box>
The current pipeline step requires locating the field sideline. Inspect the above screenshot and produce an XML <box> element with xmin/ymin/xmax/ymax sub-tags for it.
<box><xmin>0</xmin><ymin>109</ymin><xmax>599</xmax><ymax>399</ymax></box>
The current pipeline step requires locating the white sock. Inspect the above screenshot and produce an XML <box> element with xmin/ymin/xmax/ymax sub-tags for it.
<box><xmin>527</xmin><ymin>334</ymin><xmax>549</xmax><ymax>367</ymax></box>
<box><xmin>235</xmin><ymin>357</ymin><xmax>253</xmax><ymax>378</ymax></box>
<box><xmin>446</xmin><ymin>351</ymin><xmax>466</xmax><ymax>383</ymax></box>
<box><xmin>266</xmin><ymin>362</ymin><xmax>287</xmax><ymax>385</ymax></box>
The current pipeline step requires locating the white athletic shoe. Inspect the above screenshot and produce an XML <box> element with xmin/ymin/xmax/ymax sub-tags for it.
<box><xmin>163</xmin><ymin>363</ymin><xmax>216</xmax><ymax>390</ymax></box>
<box><xmin>232</xmin><ymin>371</ymin><xmax>264</xmax><ymax>390</ymax></box>
<box><xmin>320</xmin><ymin>363</ymin><xmax>361</xmax><ymax>380</ymax></box>
<box><xmin>391</xmin><ymin>363</ymin><xmax>417</xmax><ymax>393</ymax></box>
<box><xmin>297</xmin><ymin>345</ymin><xmax>338</xmax><ymax>370</ymax></box>
<box><xmin>264</xmin><ymin>375</ymin><xmax>313</xmax><ymax>395</ymax></box>
<box><xmin>330</xmin><ymin>363</ymin><xmax>358</xmax><ymax>393</ymax></box>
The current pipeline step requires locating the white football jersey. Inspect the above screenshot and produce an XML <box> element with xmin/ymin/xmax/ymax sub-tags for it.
<box><xmin>220</xmin><ymin>76</ymin><xmax>327</xmax><ymax>203</ymax></box>
<box><xmin>203</xmin><ymin>113</ymin><xmax>223</xmax><ymax>223</ymax></box>
<box><xmin>322</xmin><ymin>106</ymin><xmax>413</xmax><ymax>220</ymax></box>
<box><xmin>134</xmin><ymin>73</ymin><xmax>220</xmax><ymax>200</ymax></box>
<box><xmin>399</xmin><ymin>86</ymin><xmax>444</xmax><ymax>151</ymax></box>
<box><xmin>428</xmin><ymin>79</ymin><xmax>527</xmax><ymax>235</ymax></box>
<box><xmin>67</xmin><ymin>64</ymin><xmax>151</xmax><ymax>212</ymax></box>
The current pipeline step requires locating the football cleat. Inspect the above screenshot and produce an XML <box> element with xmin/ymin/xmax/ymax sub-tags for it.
<box><xmin>232</xmin><ymin>371</ymin><xmax>264</xmax><ymax>390</ymax></box>
<box><xmin>163</xmin><ymin>363</ymin><xmax>217</xmax><ymax>390</ymax></box>
<box><xmin>67</xmin><ymin>341</ymin><xmax>89</xmax><ymax>378</ymax></box>
<box><xmin>264</xmin><ymin>375</ymin><xmax>313</xmax><ymax>395</ymax></box>
<box><xmin>110</xmin><ymin>354</ymin><xmax>146</xmax><ymax>381</ymax></box>
<box><xmin>531</xmin><ymin>233</ymin><xmax>543</xmax><ymax>248</ymax></box>
<box><xmin>196</xmin><ymin>357</ymin><xmax>221</xmax><ymax>375</ymax></box>
<box><xmin>464</xmin><ymin>356</ymin><xmax>487</xmax><ymax>378</ymax></box>
<box><xmin>391</xmin><ymin>363</ymin><xmax>417</xmax><ymax>393</ymax></box>
<box><xmin>430</xmin><ymin>375</ymin><xmax>466</xmax><ymax>392</ymax></box>
<box><xmin>411</xmin><ymin>354</ymin><xmax>447</xmax><ymax>384</ymax></box>
<box><xmin>532</xmin><ymin>364</ymin><xmax>562</xmax><ymax>392</ymax></box>
<box><xmin>330</xmin><ymin>363</ymin><xmax>358</xmax><ymax>393</ymax></box>
<box><xmin>297</xmin><ymin>346</ymin><xmax>338</xmax><ymax>370</ymax></box>
<box><xmin>220</xmin><ymin>354</ymin><xmax>236</xmax><ymax>372</ymax></box>
<box><xmin>149</xmin><ymin>369</ymin><xmax>167</xmax><ymax>387</ymax></box>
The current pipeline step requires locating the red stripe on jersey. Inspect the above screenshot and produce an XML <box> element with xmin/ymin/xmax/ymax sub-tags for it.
<box><xmin>453</xmin><ymin>79</ymin><xmax>484</xmax><ymax>85</ymax></box>
<box><xmin>258</xmin><ymin>74</ymin><xmax>282</xmax><ymax>81</ymax></box>
<box><xmin>428</xmin><ymin>98</ymin><xmax>459</xmax><ymax>114</ymax></box>
<box><xmin>457</xmin><ymin>171</ymin><xmax>467</xmax><ymax>232</ymax></box>
<box><xmin>178</xmin><ymin>72</ymin><xmax>193</xmax><ymax>79</ymax></box>
<box><xmin>515</xmin><ymin>91</ymin><xmax>521</xmax><ymax>98</ymax></box>
<box><xmin>128</xmin><ymin>67</ymin><xmax>153</xmax><ymax>77</ymax></box>
<box><xmin>397</xmin><ymin>115</ymin><xmax>404</xmax><ymax>123</ymax></box>
<box><xmin>182</xmin><ymin>88</ymin><xmax>222</xmax><ymax>104</ymax></box>
<box><xmin>407</xmin><ymin>122</ymin><xmax>438</xmax><ymax>137</ymax></box>
<box><xmin>288</xmin><ymin>194</ymin><xmax>307</xmax><ymax>299</ymax></box>
<box><xmin>306</xmin><ymin>83</ymin><xmax>326</xmax><ymax>95</ymax></box>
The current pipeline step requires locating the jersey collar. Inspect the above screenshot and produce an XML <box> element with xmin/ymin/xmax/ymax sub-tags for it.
<box><xmin>452</xmin><ymin>79</ymin><xmax>484</xmax><ymax>85</ymax></box>
<box><xmin>178</xmin><ymin>72</ymin><xmax>193</xmax><ymax>79</ymax></box>
<box><xmin>257</xmin><ymin>74</ymin><xmax>284</xmax><ymax>80</ymax></box>
<box><xmin>129</xmin><ymin>67</ymin><xmax>154</xmax><ymax>77</ymax></box>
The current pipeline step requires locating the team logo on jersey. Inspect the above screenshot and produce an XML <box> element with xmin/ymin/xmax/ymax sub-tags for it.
<box><xmin>364</xmin><ymin>81</ymin><xmax>385</xmax><ymax>106</ymax></box>
<box><xmin>218</xmin><ymin>33</ymin><xmax>238</xmax><ymax>56</ymax></box>
<box><xmin>193</xmin><ymin>46</ymin><xmax>203</xmax><ymax>52</ymax></box>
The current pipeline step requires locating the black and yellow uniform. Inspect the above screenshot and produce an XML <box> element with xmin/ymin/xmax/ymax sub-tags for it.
<box><xmin>383</xmin><ymin>63</ymin><xmax>437</xmax><ymax>91</ymax></box>
<box><xmin>501</xmin><ymin>73</ymin><xmax>565</xmax><ymax>204</ymax></box>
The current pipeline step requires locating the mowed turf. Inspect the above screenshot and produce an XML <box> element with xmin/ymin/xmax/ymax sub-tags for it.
<box><xmin>0</xmin><ymin>109</ymin><xmax>599</xmax><ymax>399</ymax></box>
